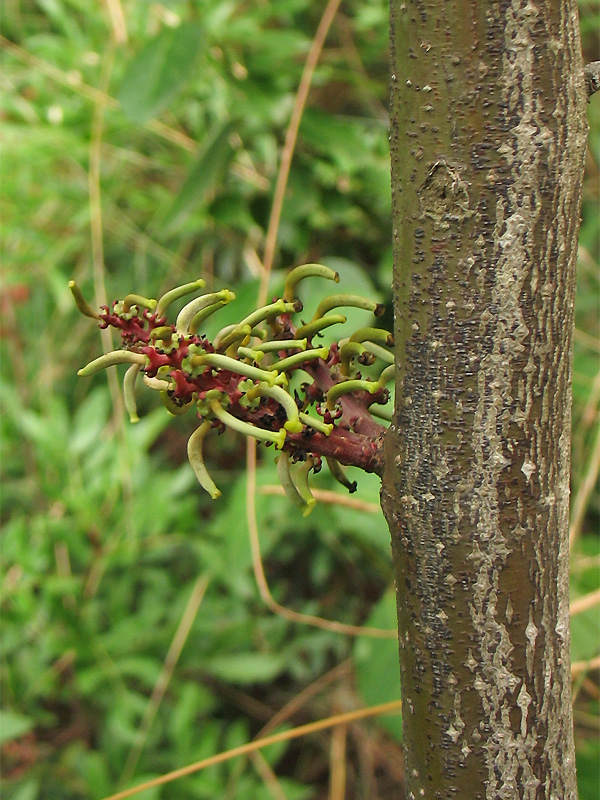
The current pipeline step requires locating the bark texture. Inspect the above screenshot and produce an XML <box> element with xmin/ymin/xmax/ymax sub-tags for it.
<box><xmin>381</xmin><ymin>1</ymin><xmax>588</xmax><ymax>798</ymax></box>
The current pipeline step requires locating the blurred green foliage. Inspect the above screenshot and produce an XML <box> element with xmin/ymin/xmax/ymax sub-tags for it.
<box><xmin>1</xmin><ymin>1</ymin><xmax>598</xmax><ymax>798</ymax></box>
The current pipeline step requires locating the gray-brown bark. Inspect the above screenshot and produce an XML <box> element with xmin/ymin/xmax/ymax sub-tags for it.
<box><xmin>381</xmin><ymin>1</ymin><xmax>588</xmax><ymax>797</ymax></box>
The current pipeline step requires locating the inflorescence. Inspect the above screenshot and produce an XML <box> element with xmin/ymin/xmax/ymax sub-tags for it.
<box><xmin>71</xmin><ymin>264</ymin><xmax>393</xmax><ymax>515</ymax></box>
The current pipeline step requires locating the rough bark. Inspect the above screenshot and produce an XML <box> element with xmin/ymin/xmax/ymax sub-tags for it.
<box><xmin>381</xmin><ymin>1</ymin><xmax>588</xmax><ymax>798</ymax></box>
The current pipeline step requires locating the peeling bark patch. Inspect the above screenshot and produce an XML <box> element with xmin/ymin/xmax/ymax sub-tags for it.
<box><xmin>521</xmin><ymin>458</ymin><xmax>536</xmax><ymax>481</ymax></box>
<box><xmin>524</xmin><ymin>611</ymin><xmax>538</xmax><ymax>677</ymax></box>
<box><xmin>418</xmin><ymin>159</ymin><xmax>473</xmax><ymax>229</ymax></box>
<box><xmin>446</xmin><ymin>688</ymin><xmax>466</xmax><ymax>745</ymax></box>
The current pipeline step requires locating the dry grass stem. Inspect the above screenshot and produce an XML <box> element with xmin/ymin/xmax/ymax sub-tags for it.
<box><xmin>256</xmin><ymin>660</ymin><xmax>352</xmax><ymax>740</ymax></box>
<box><xmin>246</xmin><ymin>441</ymin><xmax>396</xmax><ymax>638</ymax></box>
<box><xmin>571</xmin><ymin>654</ymin><xmax>600</xmax><ymax>678</ymax></box>
<box><xmin>104</xmin><ymin>0</ymin><xmax>128</xmax><ymax>44</ymax></box>
<box><xmin>101</xmin><ymin>699</ymin><xmax>403</xmax><ymax>800</ymax></box>
<box><xmin>119</xmin><ymin>576</ymin><xmax>210</xmax><ymax>786</ymax></box>
<box><xmin>570</xmin><ymin>419</ymin><xmax>600</xmax><ymax>549</ymax></box>
<box><xmin>260</xmin><ymin>484</ymin><xmax>380</xmax><ymax>514</ymax></box>
<box><xmin>570</xmin><ymin>587</ymin><xmax>600</xmax><ymax>616</ymax></box>
<box><xmin>329</xmin><ymin>721</ymin><xmax>348</xmax><ymax>800</ymax></box>
<box><xmin>250</xmin><ymin>752</ymin><xmax>290</xmax><ymax>800</ymax></box>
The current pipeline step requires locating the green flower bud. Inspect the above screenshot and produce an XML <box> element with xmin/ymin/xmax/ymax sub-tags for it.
<box><xmin>283</xmin><ymin>263</ymin><xmax>339</xmax><ymax>302</ymax></box>
<box><xmin>187</xmin><ymin>420</ymin><xmax>221</xmax><ymax>499</ymax></box>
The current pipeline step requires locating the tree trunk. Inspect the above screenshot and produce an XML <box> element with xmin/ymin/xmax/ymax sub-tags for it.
<box><xmin>381</xmin><ymin>2</ymin><xmax>588</xmax><ymax>797</ymax></box>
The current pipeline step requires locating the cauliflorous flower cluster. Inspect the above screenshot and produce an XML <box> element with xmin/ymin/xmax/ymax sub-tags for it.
<box><xmin>71</xmin><ymin>264</ymin><xmax>393</xmax><ymax>515</ymax></box>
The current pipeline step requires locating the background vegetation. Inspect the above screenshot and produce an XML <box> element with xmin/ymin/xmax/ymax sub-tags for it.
<box><xmin>1</xmin><ymin>2</ymin><xmax>598</xmax><ymax>797</ymax></box>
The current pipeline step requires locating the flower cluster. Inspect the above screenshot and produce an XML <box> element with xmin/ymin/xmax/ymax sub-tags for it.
<box><xmin>71</xmin><ymin>265</ymin><xmax>393</xmax><ymax>515</ymax></box>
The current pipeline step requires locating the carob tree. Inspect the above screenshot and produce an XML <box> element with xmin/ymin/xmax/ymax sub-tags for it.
<box><xmin>73</xmin><ymin>0</ymin><xmax>592</xmax><ymax>795</ymax></box>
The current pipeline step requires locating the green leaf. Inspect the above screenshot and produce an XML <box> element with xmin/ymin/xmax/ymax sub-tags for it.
<box><xmin>168</xmin><ymin>684</ymin><xmax>216</xmax><ymax>748</ymax></box>
<box><xmin>118</xmin><ymin>23</ymin><xmax>204</xmax><ymax>123</ymax></box>
<box><xmin>570</xmin><ymin>604</ymin><xmax>600</xmax><ymax>663</ymax></box>
<box><xmin>0</xmin><ymin>709</ymin><xmax>35</xmax><ymax>745</ymax></box>
<box><xmin>116</xmin><ymin>776</ymin><xmax>162</xmax><ymax>800</ymax></box>
<box><xmin>577</xmin><ymin>736</ymin><xmax>600</xmax><ymax>800</ymax></box>
<box><xmin>205</xmin><ymin>652</ymin><xmax>286</xmax><ymax>684</ymax></box>
<box><xmin>70</xmin><ymin>387</ymin><xmax>110</xmax><ymax>456</ymax></box>
<box><xmin>353</xmin><ymin>589</ymin><xmax>402</xmax><ymax>741</ymax></box>
<box><xmin>571</xmin><ymin>538</ymin><xmax>600</xmax><ymax>662</ymax></box>
<box><xmin>76</xmin><ymin>751</ymin><xmax>112</xmax><ymax>800</ymax></box>
<box><xmin>161</xmin><ymin>119</ymin><xmax>236</xmax><ymax>234</ymax></box>
<box><xmin>5</xmin><ymin>779</ymin><xmax>40</xmax><ymax>800</ymax></box>
<box><xmin>300</xmin><ymin>109</ymin><xmax>377</xmax><ymax>174</ymax></box>
<box><xmin>115</xmin><ymin>656</ymin><xmax>162</xmax><ymax>688</ymax></box>
<box><xmin>327</xmin><ymin>470</ymin><xmax>390</xmax><ymax>553</ymax></box>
